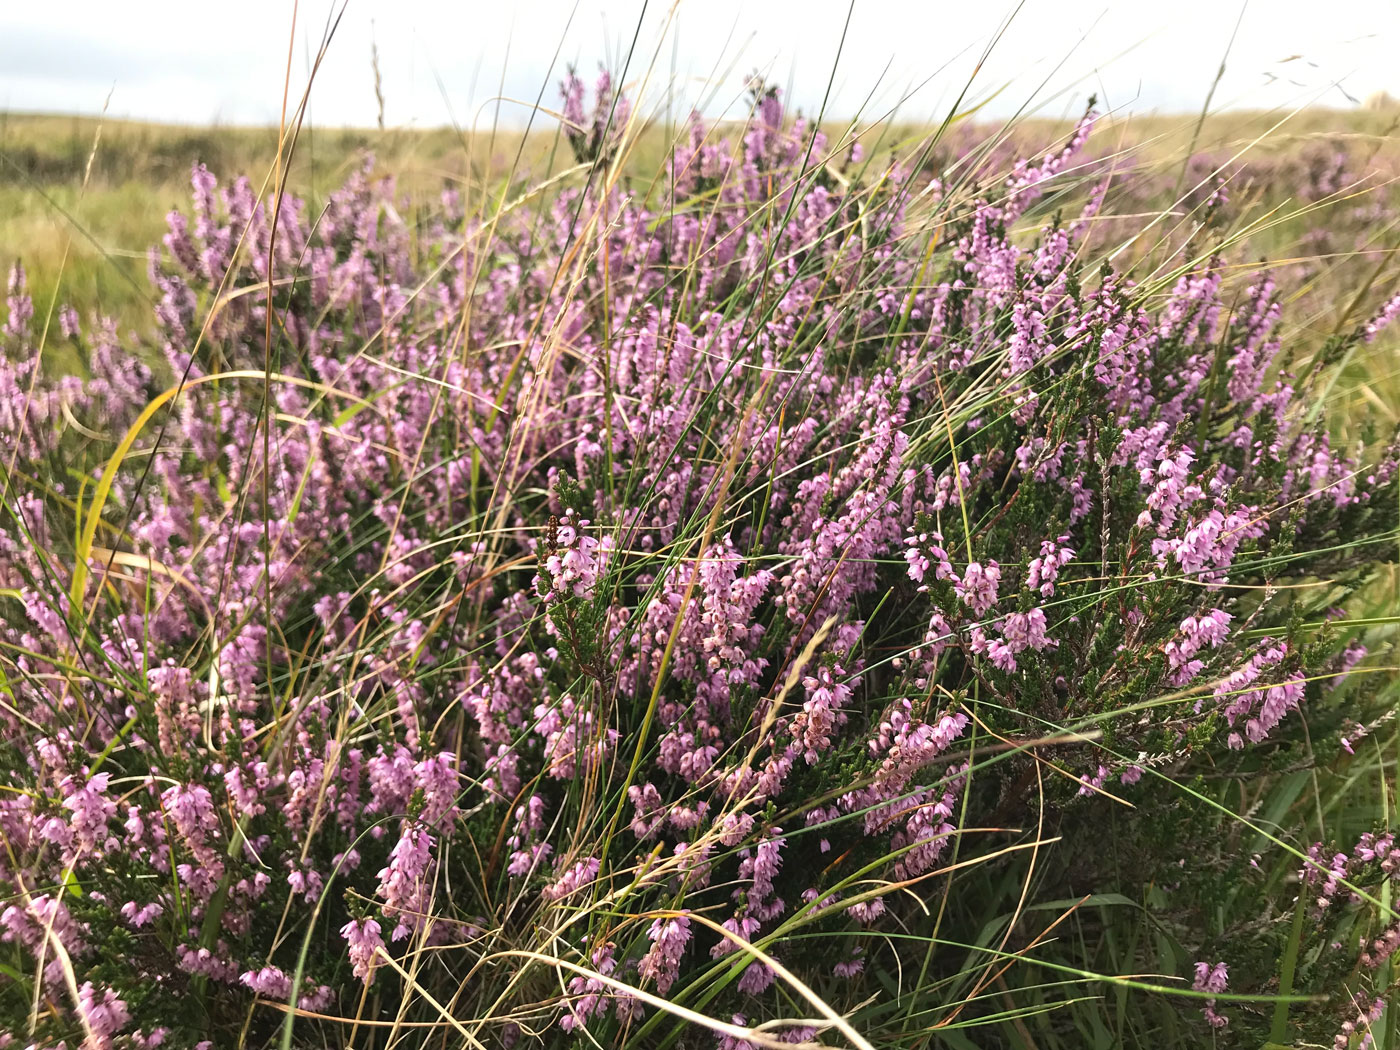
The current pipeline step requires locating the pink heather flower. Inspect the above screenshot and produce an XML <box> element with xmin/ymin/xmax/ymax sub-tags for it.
<box><xmin>1165</xmin><ymin>608</ymin><xmax>1232</xmax><ymax>684</ymax></box>
<box><xmin>1077</xmin><ymin>764</ymin><xmax>1109</xmax><ymax>798</ymax></box>
<box><xmin>638</xmin><ymin>913</ymin><xmax>692</xmax><ymax>994</ymax></box>
<box><xmin>414</xmin><ymin>751</ymin><xmax>461</xmax><ymax>828</ymax></box>
<box><xmin>833</xmin><ymin>947</ymin><xmax>865</xmax><ymax>978</ymax></box>
<box><xmin>58</xmin><ymin>771</ymin><xmax>116</xmax><ymax>860</ymax></box>
<box><xmin>1329</xmin><ymin>642</ymin><xmax>1367</xmax><ymax>693</ymax></box>
<box><xmin>537</xmin><ymin>696</ymin><xmax>619</xmax><ymax>780</ymax></box>
<box><xmin>737</xmin><ymin>959</ymin><xmax>775</xmax><ymax>995</ymax></box>
<box><xmin>1137</xmin><ymin>447</ymin><xmax>1199</xmax><ymax>532</ymax></box>
<box><xmin>77</xmin><ymin>982</ymin><xmax>131</xmax><ymax>1050</ymax></box>
<box><xmin>748</xmin><ymin>832</ymin><xmax>784</xmax><ymax>900</ymax></box>
<box><xmin>627</xmin><ymin>782</ymin><xmax>667</xmax><ymax>841</ymax></box>
<box><xmin>1192</xmin><ymin>960</ymin><xmax>1229</xmax><ymax>1029</ymax></box>
<box><xmin>1362</xmin><ymin>922</ymin><xmax>1400</xmax><ymax>969</ymax></box>
<box><xmin>955</xmin><ymin>561</ymin><xmax>1001</xmax><ymax>616</ymax></box>
<box><xmin>1002</xmin><ymin>102</ymin><xmax>1096</xmax><ymax>219</ymax></box>
<box><xmin>1000</xmin><ymin>608</ymin><xmax>1053</xmax><ymax>656</ymax></box>
<box><xmin>1216</xmin><ymin>639</ymin><xmax>1305</xmax><ymax>747</ymax></box>
<box><xmin>505</xmin><ymin>793</ymin><xmax>552</xmax><ymax>876</ymax></box>
<box><xmin>560</xmin><ymin>71</ymin><xmax>587</xmax><ymax>132</ymax></box>
<box><xmin>239</xmin><ymin>965</ymin><xmax>293</xmax><ymax>1000</ymax></box>
<box><xmin>847</xmin><ymin>896</ymin><xmax>886</xmax><ymax>924</ymax></box>
<box><xmin>892</xmin><ymin>779</ymin><xmax>962</xmax><ymax>879</ymax></box>
<box><xmin>536</xmin><ymin>516</ymin><xmax>614</xmax><ymax>606</ymax></box>
<box><xmin>1026</xmin><ymin>538</ymin><xmax>1074</xmax><ymax>596</ymax></box>
<box><xmin>224</xmin><ymin>760</ymin><xmax>271</xmax><ymax>819</ymax></box>
<box><xmin>119</xmin><ymin>901</ymin><xmax>164</xmax><ymax>927</ymax></box>
<box><xmin>717</xmin><ymin>811</ymin><xmax>756</xmax><ymax>848</ymax></box>
<box><xmin>341</xmin><ymin>917</ymin><xmax>385</xmax><ymax>983</ymax></box>
<box><xmin>298</xmin><ymin>984</ymin><xmax>334</xmax><ymax>1012</ymax></box>
<box><xmin>1363</xmin><ymin>290</ymin><xmax>1400</xmax><ymax>342</ymax></box>
<box><xmin>507</xmin><ymin>842</ymin><xmax>553</xmax><ymax>876</ymax></box>
<box><xmin>904</xmin><ymin>531</ymin><xmax>955</xmax><ymax>588</ymax></box>
<box><xmin>560</xmin><ymin>940</ymin><xmax>639</xmax><ymax>1032</ymax></box>
<box><xmin>1151</xmin><ymin>502</ymin><xmax>1265</xmax><ymax>580</ymax></box>
<box><xmin>904</xmin><ymin>545</ymin><xmax>931</xmax><ymax>583</ymax></box>
<box><xmin>160</xmin><ymin>782</ymin><xmax>223</xmax><ymax>883</ymax></box>
<box><xmin>543</xmin><ymin>856</ymin><xmax>601</xmax><ymax>901</ymax></box>
<box><xmin>1333</xmin><ymin>995</ymin><xmax>1387</xmax><ymax>1050</ymax></box>
<box><xmin>376</xmin><ymin>825</ymin><xmax>435</xmax><ymax>940</ymax></box>
<box><xmin>176</xmin><ymin>944</ymin><xmax>238</xmax><ymax>983</ymax></box>
<box><xmin>712</xmin><ymin>913</ymin><xmax>763</xmax><ymax>959</ymax></box>
<box><xmin>669</xmin><ymin>803</ymin><xmax>709</xmax><ymax>832</ymax></box>
<box><xmin>287</xmin><ymin>863</ymin><xmax>325</xmax><ymax>904</ymax></box>
<box><xmin>673</xmin><ymin>840</ymin><xmax>713</xmax><ymax>889</ymax></box>
<box><xmin>1193</xmin><ymin>960</ymin><xmax>1228</xmax><ymax>994</ymax></box>
<box><xmin>716</xmin><ymin>1015</ymin><xmax>757</xmax><ymax>1050</ymax></box>
<box><xmin>1007</xmin><ymin>300</ymin><xmax>1050</xmax><ymax>375</ymax></box>
<box><xmin>844</xmin><ymin>705</ymin><xmax>969</xmax><ymax>832</ymax></box>
<box><xmin>4</xmin><ymin>263</ymin><xmax>33</xmax><ymax>338</ymax></box>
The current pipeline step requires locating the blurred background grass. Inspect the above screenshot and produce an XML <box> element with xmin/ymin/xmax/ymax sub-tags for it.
<box><xmin>6</xmin><ymin>104</ymin><xmax>1399</xmax><ymax>440</ymax></box>
<box><xmin>0</xmin><ymin>112</ymin><xmax>541</xmax><ymax>332</ymax></box>
<box><xmin>0</xmin><ymin>108</ymin><xmax>1395</xmax><ymax>281</ymax></box>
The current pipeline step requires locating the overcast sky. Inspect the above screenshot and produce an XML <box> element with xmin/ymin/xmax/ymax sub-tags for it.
<box><xmin>3</xmin><ymin>1</ymin><xmax>1398</xmax><ymax>129</ymax></box>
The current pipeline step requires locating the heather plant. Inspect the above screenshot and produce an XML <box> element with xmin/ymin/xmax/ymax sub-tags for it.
<box><xmin>1</xmin><ymin>66</ymin><xmax>1399</xmax><ymax>1050</ymax></box>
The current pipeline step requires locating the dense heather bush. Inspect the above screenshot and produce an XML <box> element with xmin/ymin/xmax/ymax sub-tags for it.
<box><xmin>1</xmin><ymin>74</ymin><xmax>1398</xmax><ymax>1048</ymax></box>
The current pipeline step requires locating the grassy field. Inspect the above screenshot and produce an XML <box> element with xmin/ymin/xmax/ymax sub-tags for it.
<box><xmin>6</xmin><ymin>103</ymin><xmax>1400</xmax><ymax>436</ymax></box>
<box><xmin>0</xmin><ymin>113</ymin><xmax>541</xmax><ymax>331</ymax></box>
<box><xmin>4</xmin><ymin>106</ymin><xmax>1399</xmax><ymax>296</ymax></box>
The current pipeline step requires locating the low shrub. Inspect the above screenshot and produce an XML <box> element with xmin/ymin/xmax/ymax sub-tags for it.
<box><xmin>1</xmin><ymin>73</ymin><xmax>1397</xmax><ymax>1049</ymax></box>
